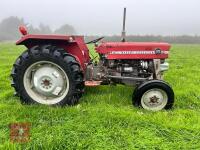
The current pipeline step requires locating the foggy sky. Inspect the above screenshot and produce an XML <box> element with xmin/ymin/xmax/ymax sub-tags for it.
<box><xmin>1</xmin><ymin>0</ymin><xmax>200</xmax><ymax>35</ymax></box>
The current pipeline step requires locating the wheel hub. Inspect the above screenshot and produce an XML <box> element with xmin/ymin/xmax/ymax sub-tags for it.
<box><xmin>141</xmin><ymin>88</ymin><xmax>168</xmax><ymax>111</ymax></box>
<box><xmin>41</xmin><ymin>78</ymin><xmax>52</xmax><ymax>89</ymax></box>
<box><xmin>33</xmin><ymin>66</ymin><xmax>64</xmax><ymax>97</ymax></box>
<box><xmin>150</xmin><ymin>95</ymin><xmax>159</xmax><ymax>104</ymax></box>
<box><xmin>143</xmin><ymin>91</ymin><xmax>163</xmax><ymax>106</ymax></box>
<box><xmin>42</xmin><ymin>79</ymin><xmax>51</xmax><ymax>87</ymax></box>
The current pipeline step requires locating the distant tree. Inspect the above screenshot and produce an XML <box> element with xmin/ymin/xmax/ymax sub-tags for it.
<box><xmin>0</xmin><ymin>16</ymin><xmax>53</xmax><ymax>41</ymax></box>
<box><xmin>54</xmin><ymin>24</ymin><xmax>76</xmax><ymax>34</ymax></box>
<box><xmin>0</xmin><ymin>16</ymin><xmax>26</xmax><ymax>41</ymax></box>
<box><xmin>28</xmin><ymin>25</ymin><xmax>40</xmax><ymax>34</ymax></box>
<box><xmin>38</xmin><ymin>23</ymin><xmax>52</xmax><ymax>34</ymax></box>
<box><xmin>28</xmin><ymin>24</ymin><xmax>52</xmax><ymax>34</ymax></box>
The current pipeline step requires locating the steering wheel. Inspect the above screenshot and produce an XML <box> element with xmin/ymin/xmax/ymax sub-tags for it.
<box><xmin>86</xmin><ymin>37</ymin><xmax>104</xmax><ymax>44</ymax></box>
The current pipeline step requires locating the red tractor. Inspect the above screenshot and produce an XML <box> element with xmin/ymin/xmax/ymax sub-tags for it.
<box><xmin>11</xmin><ymin>8</ymin><xmax>174</xmax><ymax>111</ymax></box>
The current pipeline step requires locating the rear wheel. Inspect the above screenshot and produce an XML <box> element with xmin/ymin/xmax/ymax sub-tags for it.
<box><xmin>133</xmin><ymin>80</ymin><xmax>174</xmax><ymax>111</ymax></box>
<box><xmin>11</xmin><ymin>45</ymin><xmax>84</xmax><ymax>106</ymax></box>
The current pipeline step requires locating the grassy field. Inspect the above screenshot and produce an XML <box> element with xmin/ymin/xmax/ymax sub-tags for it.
<box><xmin>0</xmin><ymin>43</ymin><xmax>200</xmax><ymax>149</ymax></box>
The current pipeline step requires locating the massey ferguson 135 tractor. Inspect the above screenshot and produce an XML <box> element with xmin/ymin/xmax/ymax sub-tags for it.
<box><xmin>11</xmin><ymin>8</ymin><xmax>174</xmax><ymax>111</ymax></box>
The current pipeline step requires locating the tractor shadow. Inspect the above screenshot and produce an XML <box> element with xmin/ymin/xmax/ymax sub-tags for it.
<box><xmin>81</xmin><ymin>85</ymin><xmax>134</xmax><ymax>107</ymax></box>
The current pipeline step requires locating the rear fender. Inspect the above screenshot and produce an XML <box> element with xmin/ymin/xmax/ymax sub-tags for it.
<box><xmin>16</xmin><ymin>35</ymin><xmax>90</xmax><ymax>70</ymax></box>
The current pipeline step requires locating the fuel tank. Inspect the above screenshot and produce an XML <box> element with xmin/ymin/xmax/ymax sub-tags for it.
<box><xmin>95</xmin><ymin>42</ymin><xmax>171</xmax><ymax>60</ymax></box>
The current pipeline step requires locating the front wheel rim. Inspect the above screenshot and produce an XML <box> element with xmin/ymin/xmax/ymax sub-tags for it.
<box><xmin>23</xmin><ymin>61</ymin><xmax>69</xmax><ymax>105</ymax></box>
<box><xmin>141</xmin><ymin>88</ymin><xmax>168</xmax><ymax>111</ymax></box>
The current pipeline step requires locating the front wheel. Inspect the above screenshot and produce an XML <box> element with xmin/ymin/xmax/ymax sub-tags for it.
<box><xmin>133</xmin><ymin>80</ymin><xmax>174</xmax><ymax>111</ymax></box>
<box><xmin>11</xmin><ymin>45</ymin><xmax>84</xmax><ymax>106</ymax></box>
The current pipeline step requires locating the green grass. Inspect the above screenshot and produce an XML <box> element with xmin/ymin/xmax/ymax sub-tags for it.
<box><xmin>0</xmin><ymin>43</ymin><xmax>200</xmax><ymax>149</ymax></box>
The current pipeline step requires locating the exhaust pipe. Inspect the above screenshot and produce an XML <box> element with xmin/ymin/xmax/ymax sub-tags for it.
<box><xmin>121</xmin><ymin>8</ymin><xmax>126</xmax><ymax>42</ymax></box>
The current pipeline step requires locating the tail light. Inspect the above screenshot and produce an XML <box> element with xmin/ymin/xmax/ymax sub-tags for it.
<box><xmin>19</xmin><ymin>26</ymin><xmax>28</xmax><ymax>36</ymax></box>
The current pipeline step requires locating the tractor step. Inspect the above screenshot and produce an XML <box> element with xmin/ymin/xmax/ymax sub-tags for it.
<box><xmin>85</xmin><ymin>81</ymin><xmax>102</xmax><ymax>87</ymax></box>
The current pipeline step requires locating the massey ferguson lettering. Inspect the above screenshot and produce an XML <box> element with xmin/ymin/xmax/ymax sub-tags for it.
<box><xmin>110</xmin><ymin>51</ymin><xmax>169</xmax><ymax>55</ymax></box>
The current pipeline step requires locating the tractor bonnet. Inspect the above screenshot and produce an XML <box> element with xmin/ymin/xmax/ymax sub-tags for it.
<box><xmin>96</xmin><ymin>42</ymin><xmax>171</xmax><ymax>59</ymax></box>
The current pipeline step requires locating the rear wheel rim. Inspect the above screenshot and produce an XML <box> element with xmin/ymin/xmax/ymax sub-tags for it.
<box><xmin>23</xmin><ymin>61</ymin><xmax>69</xmax><ymax>105</ymax></box>
<box><xmin>141</xmin><ymin>88</ymin><xmax>168</xmax><ymax>111</ymax></box>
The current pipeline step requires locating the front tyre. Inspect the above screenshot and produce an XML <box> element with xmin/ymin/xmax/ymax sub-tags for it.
<box><xmin>11</xmin><ymin>45</ymin><xmax>84</xmax><ymax>106</ymax></box>
<box><xmin>133</xmin><ymin>80</ymin><xmax>174</xmax><ymax>111</ymax></box>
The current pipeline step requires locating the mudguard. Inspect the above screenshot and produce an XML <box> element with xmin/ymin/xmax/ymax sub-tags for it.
<box><xmin>16</xmin><ymin>34</ymin><xmax>90</xmax><ymax>70</ymax></box>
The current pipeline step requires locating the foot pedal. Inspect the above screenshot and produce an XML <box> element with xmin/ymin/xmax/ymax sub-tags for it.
<box><xmin>85</xmin><ymin>81</ymin><xmax>102</xmax><ymax>87</ymax></box>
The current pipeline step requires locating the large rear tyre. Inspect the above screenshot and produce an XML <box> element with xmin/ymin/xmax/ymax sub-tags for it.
<box><xmin>11</xmin><ymin>45</ymin><xmax>84</xmax><ymax>106</ymax></box>
<box><xmin>133</xmin><ymin>80</ymin><xmax>174</xmax><ymax>111</ymax></box>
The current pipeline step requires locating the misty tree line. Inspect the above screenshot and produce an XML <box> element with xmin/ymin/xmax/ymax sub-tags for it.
<box><xmin>0</xmin><ymin>16</ymin><xmax>76</xmax><ymax>41</ymax></box>
<box><xmin>1</xmin><ymin>16</ymin><xmax>200</xmax><ymax>44</ymax></box>
<box><xmin>85</xmin><ymin>35</ymin><xmax>200</xmax><ymax>44</ymax></box>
